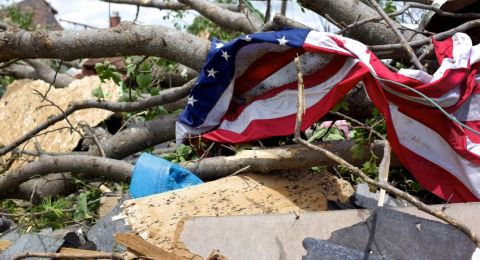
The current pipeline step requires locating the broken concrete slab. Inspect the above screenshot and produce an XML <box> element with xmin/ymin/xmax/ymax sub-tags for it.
<box><xmin>121</xmin><ymin>169</ymin><xmax>354</xmax><ymax>257</ymax></box>
<box><xmin>178</xmin><ymin>202</ymin><xmax>480</xmax><ymax>260</ymax></box>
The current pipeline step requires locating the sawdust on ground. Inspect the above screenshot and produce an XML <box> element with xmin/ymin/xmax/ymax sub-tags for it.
<box><xmin>121</xmin><ymin>169</ymin><xmax>354</xmax><ymax>259</ymax></box>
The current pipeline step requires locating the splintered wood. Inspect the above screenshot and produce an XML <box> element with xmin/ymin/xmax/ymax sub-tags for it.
<box><xmin>121</xmin><ymin>169</ymin><xmax>354</xmax><ymax>258</ymax></box>
<box><xmin>0</xmin><ymin>77</ymin><xmax>119</xmax><ymax>169</ymax></box>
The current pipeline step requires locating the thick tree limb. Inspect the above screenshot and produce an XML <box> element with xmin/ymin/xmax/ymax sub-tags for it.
<box><xmin>0</xmin><ymin>22</ymin><xmax>210</xmax><ymax>71</ymax></box>
<box><xmin>183</xmin><ymin>140</ymin><xmax>400</xmax><ymax>180</ymax></box>
<box><xmin>13</xmin><ymin>173</ymin><xmax>76</xmax><ymax>204</ymax></box>
<box><xmin>0</xmin><ymin>79</ymin><xmax>195</xmax><ymax>157</ymax></box>
<box><xmin>101</xmin><ymin>114</ymin><xmax>177</xmax><ymax>159</ymax></box>
<box><xmin>101</xmin><ymin>0</ymin><xmax>239</xmax><ymax>12</ymax></box>
<box><xmin>1</xmin><ymin>61</ymin><xmax>73</xmax><ymax>88</ymax></box>
<box><xmin>262</xmin><ymin>13</ymin><xmax>311</xmax><ymax>32</ymax></box>
<box><xmin>0</xmin><ymin>155</ymin><xmax>133</xmax><ymax>197</ymax></box>
<box><xmin>298</xmin><ymin>0</ymin><xmax>428</xmax><ymax>45</ymax></box>
<box><xmin>178</xmin><ymin>0</ymin><xmax>262</xmax><ymax>33</ymax></box>
<box><xmin>0</xmin><ymin>63</ymin><xmax>37</xmax><ymax>79</ymax></box>
<box><xmin>24</xmin><ymin>59</ymin><xmax>74</xmax><ymax>88</ymax></box>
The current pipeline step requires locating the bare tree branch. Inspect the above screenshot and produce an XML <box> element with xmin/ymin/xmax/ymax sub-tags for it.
<box><xmin>100</xmin><ymin>114</ymin><xmax>177</xmax><ymax>159</ymax></box>
<box><xmin>178</xmin><ymin>0</ymin><xmax>262</xmax><ymax>33</ymax></box>
<box><xmin>0</xmin><ymin>155</ymin><xmax>133</xmax><ymax>197</ymax></box>
<box><xmin>184</xmin><ymin>140</ymin><xmax>398</xmax><ymax>180</ymax></box>
<box><xmin>24</xmin><ymin>59</ymin><xmax>74</xmax><ymax>88</ymax></box>
<box><xmin>0</xmin><ymin>22</ymin><xmax>210</xmax><ymax>71</ymax></box>
<box><xmin>101</xmin><ymin>0</ymin><xmax>239</xmax><ymax>12</ymax></box>
<box><xmin>12</xmin><ymin>252</ymin><xmax>124</xmax><ymax>260</ymax></box>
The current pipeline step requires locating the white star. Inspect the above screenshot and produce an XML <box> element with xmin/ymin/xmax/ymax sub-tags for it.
<box><xmin>243</xmin><ymin>35</ymin><xmax>252</xmax><ymax>41</ymax></box>
<box><xmin>277</xmin><ymin>35</ymin><xmax>288</xmax><ymax>46</ymax></box>
<box><xmin>207</xmin><ymin>67</ymin><xmax>218</xmax><ymax>78</ymax></box>
<box><xmin>215</xmin><ymin>42</ymin><xmax>224</xmax><ymax>49</ymax></box>
<box><xmin>187</xmin><ymin>96</ymin><xmax>197</xmax><ymax>106</ymax></box>
<box><xmin>221</xmin><ymin>50</ymin><xmax>230</xmax><ymax>61</ymax></box>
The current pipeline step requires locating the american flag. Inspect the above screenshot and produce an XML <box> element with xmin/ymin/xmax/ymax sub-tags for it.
<box><xmin>177</xmin><ymin>28</ymin><xmax>480</xmax><ymax>202</ymax></box>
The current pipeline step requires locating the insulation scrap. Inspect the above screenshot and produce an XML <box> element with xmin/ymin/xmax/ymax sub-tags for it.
<box><xmin>0</xmin><ymin>77</ymin><xmax>119</xmax><ymax>168</ymax></box>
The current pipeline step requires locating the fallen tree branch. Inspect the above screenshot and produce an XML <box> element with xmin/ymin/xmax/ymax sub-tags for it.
<box><xmin>261</xmin><ymin>13</ymin><xmax>311</xmax><ymax>32</ymax></box>
<box><xmin>183</xmin><ymin>140</ymin><xmax>400</xmax><ymax>180</ymax></box>
<box><xmin>178</xmin><ymin>0</ymin><xmax>262</xmax><ymax>33</ymax></box>
<box><xmin>100</xmin><ymin>114</ymin><xmax>177</xmax><ymax>159</ymax></box>
<box><xmin>0</xmin><ymin>22</ymin><xmax>210</xmax><ymax>71</ymax></box>
<box><xmin>12</xmin><ymin>252</ymin><xmax>124</xmax><ymax>260</ymax></box>
<box><xmin>0</xmin><ymin>78</ymin><xmax>195</xmax><ymax>157</ymax></box>
<box><xmin>1</xmin><ymin>61</ymin><xmax>73</xmax><ymax>88</ymax></box>
<box><xmin>0</xmin><ymin>155</ymin><xmax>133</xmax><ymax>198</ymax></box>
<box><xmin>101</xmin><ymin>0</ymin><xmax>239</xmax><ymax>12</ymax></box>
<box><xmin>24</xmin><ymin>59</ymin><xmax>73</xmax><ymax>88</ymax></box>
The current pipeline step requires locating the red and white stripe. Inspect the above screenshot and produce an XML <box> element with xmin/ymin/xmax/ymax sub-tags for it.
<box><xmin>203</xmin><ymin>31</ymin><xmax>480</xmax><ymax>202</ymax></box>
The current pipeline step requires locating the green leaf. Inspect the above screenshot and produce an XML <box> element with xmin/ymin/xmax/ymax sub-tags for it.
<box><xmin>136</xmin><ymin>73</ymin><xmax>152</xmax><ymax>89</ymax></box>
<box><xmin>92</xmin><ymin>86</ymin><xmax>105</xmax><ymax>100</ymax></box>
<box><xmin>74</xmin><ymin>192</ymin><xmax>92</xmax><ymax>220</ymax></box>
<box><xmin>351</xmin><ymin>143</ymin><xmax>364</xmax><ymax>159</ymax></box>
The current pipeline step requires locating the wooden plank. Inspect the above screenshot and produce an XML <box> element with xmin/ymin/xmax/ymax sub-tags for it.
<box><xmin>58</xmin><ymin>247</ymin><xmax>109</xmax><ymax>256</ymax></box>
<box><xmin>0</xmin><ymin>240</ymin><xmax>11</xmax><ymax>251</ymax></box>
<box><xmin>115</xmin><ymin>233</ymin><xmax>182</xmax><ymax>260</ymax></box>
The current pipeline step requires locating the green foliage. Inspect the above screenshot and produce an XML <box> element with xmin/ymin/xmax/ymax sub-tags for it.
<box><xmin>95</xmin><ymin>62</ymin><xmax>122</xmax><ymax>85</ymax></box>
<box><xmin>382</xmin><ymin>0</ymin><xmax>397</xmax><ymax>14</ymax></box>
<box><xmin>0</xmin><ymin>184</ymin><xmax>102</xmax><ymax>231</ymax></box>
<box><xmin>164</xmin><ymin>144</ymin><xmax>198</xmax><ymax>163</ymax></box>
<box><xmin>1</xmin><ymin>2</ymin><xmax>33</xmax><ymax>30</ymax></box>
<box><xmin>73</xmin><ymin>189</ymin><xmax>100</xmax><ymax>221</ymax></box>
<box><xmin>309</xmin><ymin>127</ymin><xmax>347</xmax><ymax>142</ymax></box>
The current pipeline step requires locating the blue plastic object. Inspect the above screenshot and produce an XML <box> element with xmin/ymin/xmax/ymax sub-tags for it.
<box><xmin>129</xmin><ymin>153</ymin><xmax>203</xmax><ymax>198</ymax></box>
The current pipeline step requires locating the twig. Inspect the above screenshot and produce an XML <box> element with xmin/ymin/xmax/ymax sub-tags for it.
<box><xmin>42</xmin><ymin>60</ymin><xmax>63</xmax><ymax>98</ymax></box>
<box><xmin>369</xmin><ymin>19</ymin><xmax>480</xmax><ymax>52</ymax></box>
<box><xmin>133</xmin><ymin>5</ymin><xmax>140</xmax><ymax>24</ymax></box>
<box><xmin>83</xmin><ymin>123</ymin><xmax>106</xmax><ymax>157</ymax></box>
<box><xmin>366</xmin><ymin>0</ymin><xmax>424</xmax><ymax>71</ymax></box>
<box><xmin>12</xmin><ymin>252</ymin><xmax>124</xmax><ymax>260</ymax></box>
<box><xmin>227</xmin><ymin>165</ymin><xmax>251</xmax><ymax>177</ymax></box>
<box><xmin>377</xmin><ymin>141</ymin><xmax>391</xmax><ymax>207</ymax></box>
<box><xmin>32</xmin><ymin>88</ymin><xmax>83</xmax><ymax>137</ymax></box>
<box><xmin>338</xmin><ymin>2</ymin><xmax>480</xmax><ymax>35</ymax></box>
<box><xmin>294</xmin><ymin>53</ymin><xmax>305</xmax><ymax>141</ymax></box>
